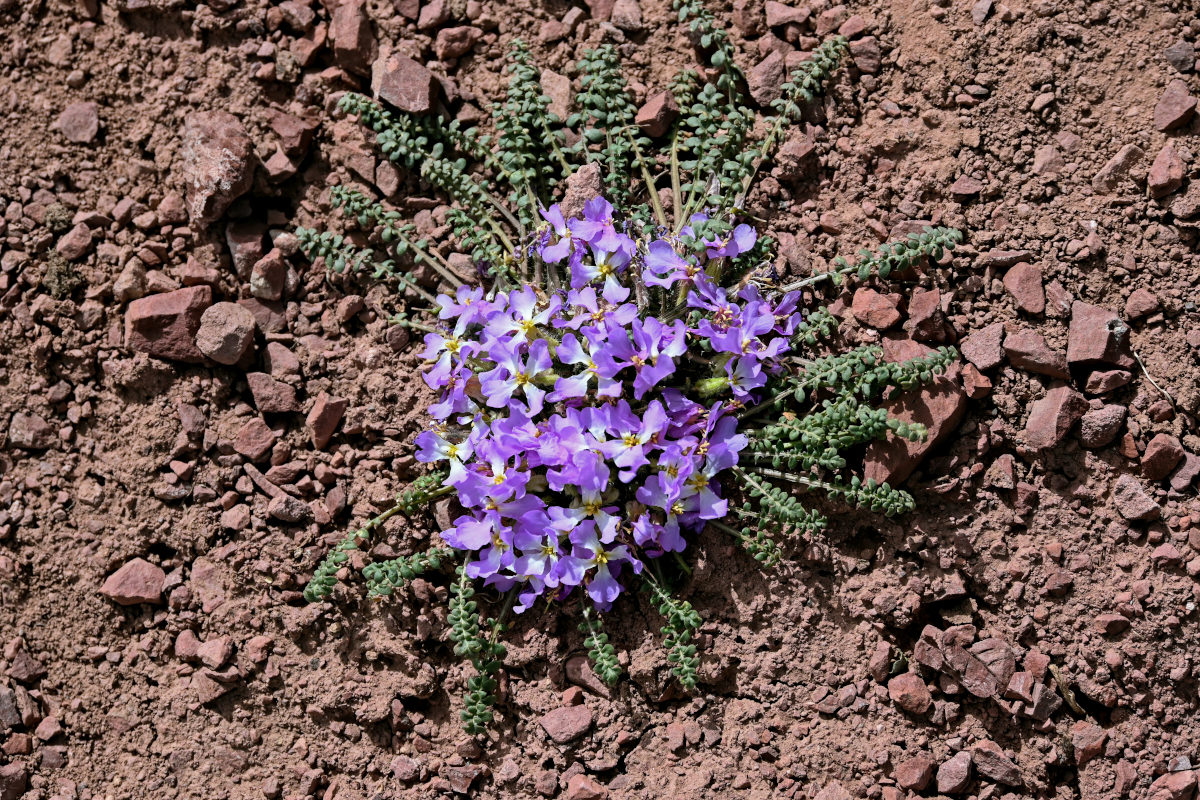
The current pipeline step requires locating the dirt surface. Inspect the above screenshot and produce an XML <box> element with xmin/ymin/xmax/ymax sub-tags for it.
<box><xmin>2</xmin><ymin>0</ymin><xmax>1200</xmax><ymax>798</ymax></box>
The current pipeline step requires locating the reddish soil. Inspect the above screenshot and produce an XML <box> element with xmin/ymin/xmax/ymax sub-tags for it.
<box><xmin>2</xmin><ymin>0</ymin><xmax>1199</xmax><ymax>799</ymax></box>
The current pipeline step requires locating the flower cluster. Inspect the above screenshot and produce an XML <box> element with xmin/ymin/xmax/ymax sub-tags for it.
<box><xmin>416</xmin><ymin>197</ymin><xmax>801</xmax><ymax>612</ymax></box>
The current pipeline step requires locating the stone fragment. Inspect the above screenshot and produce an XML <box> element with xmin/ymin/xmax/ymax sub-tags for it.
<box><xmin>610</xmin><ymin>0</ymin><xmax>642</xmax><ymax>32</ymax></box>
<box><xmin>972</xmin><ymin>740</ymin><xmax>1021</xmax><ymax>786</ymax></box>
<box><xmin>1146</xmin><ymin>770</ymin><xmax>1197</xmax><ymax>800</ymax></box>
<box><xmin>1153</xmin><ymin>79</ymin><xmax>1197</xmax><ymax>131</ymax></box>
<box><xmin>56</xmin><ymin>101</ymin><xmax>100</xmax><ymax>143</ymax></box>
<box><xmin>849</xmin><ymin>36</ymin><xmax>881</xmax><ymax>74</ymax></box>
<box><xmin>195</xmin><ymin>302</ymin><xmax>256</xmax><ymax>365</ymax></box>
<box><xmin>1004</xmin><ymin>329</ymin><xmax>1069</xmax><ymax>379</ymax></box>
<box><xmin>181</xmin><ymin>112</ymin><xmax>254</xmax><ymax>228</ymax></box>
<box><xmin>1091</xmin><ymin>143</ymin><xmax>1144</xmax><ymax>193</ymax></box>
<box><xmin>330</xmin><ymin>0</ymin><xmax>376</xmax><ymax>75</ymax></box>
<box><xmin>888</xmin><ymin>673</ymin><xmax>932</xmax><ymax>715</ymax></box>
<box><xmin>268</xmin><ymin>494</ymin><xmax>313</xmax><ymax>523</ymax></box>
<box><xmin>949</xmin><ymin>175</ymin><xmax>983</xmax><ymax>199</ymax></box>
<box><xmin>1125</xmin><ymin>288</ymin><xmax>1161</xmax><ymax>320</ymax></box>
<box><xmin>125</xmin><ymin>286</ymin><xmax>213</xmax><ymax>363</ymax></box>
<box><xmin>8</xmin><ymin>412</ymin><xmax>54</xmax><ymax>450</ymax></box>
<box><xmin>895</xmin><ymin>755</ymin><xmax>935</xmax><ymax>791</ymax></box>
<box><xmin>1142</xmin><ymin>433</ymin><xmax>1184</xmax><ymax>480</ymax></box>
<box><xmin>373</xmin><ymin>51</ymin><xmax>435</xmax><ymax>113</ymax></box>
<box><xmin>307</xmin><ymin>393</ymin><xmax>348</xmax><ymax>449</ymax></box>
<box><xmin>1078</xmin><ymin>404</ymin><xmax>1126</xmax><ymax>449</ymax></box>
<box><xmin>936</xmin><ymin>750</ymin><xmax>973</xmax><ymax>794</ymax></box>
<box><xmin>538</xmin><ymin>705</ymin><xmax>593</xmax><ymax>744</ymax></box>
<box><xmin>748</xmin><ymin>50</ymin><xmax>786</xmax><ymax>106</ymax></box>
<box><xmin>1002</xmin><ymin>262</ymin><xmax>1044</xmax><ymax>314</ymax></box>
<box><xmin>765</xmin><ymin>0</ymin><xmax>809</xmax><ymax>26</ymax></box>
<box><xmin>1067</xmin><ymin>301</ymin><xmax>1134</xmax><ymax>369</ymax></box>
<box><xmin>264</xmin><ymin>342</ymin><xmax>301</xmax><ymax>379</ymax></box>
<box><xmin>250</xmin><ymin>249</ymin><xmax>287</xmax><ymax>301</ymax></box>
<box><xmin>235</xmin><ymin>418</ymin><xmax>277</xmax><ymax>462</ymax></box>
<box><xmin>1085</xmin><ymin>369</ymin><xmax>1131</xmax><ymax>394</ymax></box>
<box><xmin>8</xmin><ymin>651</ymin><xmax>47</xmax><ymax>684</ymax></box>
<box><xmin>1165</xmin><ymin>40</ymin><xmax>1196</xmax><ymax>73</ymax></box>
<box><xmin>197</xmin><ymin>635</ymin><xmax>233</xmax><ymax>669</ymax></box>
<box><xmin>1112</xmin><ymin>474</ymin><xmax>1159</xmax><ymax>521</ymax></box>
<box><xmin>961</xmin><ymin>322</ymin><xmax>1005</xmax><ymax>370</ymax></box>
<box><xmin>434</xmin><ymin>26</ymin><xmax>482</xmax><ymax>60</ymax></box>
<box><xmin>851</xmin><ymin>288</ymin><xmax>901</xmax><ymax>329</ymax></box>
<box><xmin>1095</xmin><ymin>613</ymin><xmax>1130</xmax><ymax>636</ymax></box>
<box><xmin>100</xmin><ymin>558</ymin><xmax>166</xmax><ymax>605</ymax></box>
<box><xmin>559</xmin><ymin>163</ymin><xmax>603</xmax><ymax>219</ymax></box>
<box><xmin>636</xmin><ymin>91</ymin><xmax>679</xmax><ymax>138</ymax></box>
<box><xmin>114</xmin><ymin>257</ymin><xmax>148</xmax><ymax>302</ymax></box>
<box><xmin>1170</xmin><ymin>453</ymin><xmax>1200</xmax><ymax>492</ymax></box>
<box><xmin>0</xmin><ymin>763</ymin><xmax>28</xmax><ymax>800</ymax></box>
<box><xmin>1148</xmin><ymin>143</ymin><xmax>1185</xmax><ymax>199</ymax></box>
<box><xmin>56</xmin><ymin>222</ymin><xmax>94</xmax><ymax>260</ymax></box>
<box><xmin>540</xmin><ymin>69</ymin><xmax>572</xmax><ymax>122</ymax></box>
<box><xmin>1024</xmin><ymin>386</ymin><xmax>1088</xmax><ymax>450</ymax></box>
<box><xmin>247</xmin><ymin>372</ymin><xmax>299</xmax><ymax>413</ymax></box>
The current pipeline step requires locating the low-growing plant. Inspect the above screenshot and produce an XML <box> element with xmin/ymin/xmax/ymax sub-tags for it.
<box><xmin>297</xmin><ymin>1</ymin><xmax>962</xmax><ymax>734</ymax></box>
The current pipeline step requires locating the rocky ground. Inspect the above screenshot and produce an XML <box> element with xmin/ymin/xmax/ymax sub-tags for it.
<box><xmin>1</xmin><ymin>0</ymin><xmax>1200</xmax><ymax>798</ymax></box>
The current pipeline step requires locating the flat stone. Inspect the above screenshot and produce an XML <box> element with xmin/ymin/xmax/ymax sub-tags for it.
<box><xmin>235</xmin><ymin>418</ymin><xmax>277</xmax><ymax>462</ymax></box>
<box><xmin>765</xmin><ymin>0</ymin><xmax>809</xmax><ymax>26</ymax></box>
<box><xmin>181</xmin><ymin>111</ymin><xmax>254</xmax><ymax>228</ymax></box>
<box><xmin>636</xmin><ymin>90</ymin><xmax>679</xmax><ymax>138</ymax></box>
<box><xmin>961</xmin><ymin>322</ymin><xmax>1005</xmax><ymax>370</ymax></box>
<box><xmin>373</xmin><ymin>51</ymin><xmax>435</xmax><ymax>113</ymax></box>
<box><xmin>1125</xmin><ymin>288</ymin><xmax>1161</xmax><ymax>320</ymax></box>
<box><xmin>1004</xmin><ymin>328</ymin><xmax>1069</xmax><ymax>379</ymax></box>
<box><xmin>538</xmin><ymin>705</ymin><xmax>593</xmax><ymax>744</ymax></box>
<box><xmin>56</xmin><ymin>222</ymin><xmax>94</xmax><ymax>260</ymax></box>
<box><xmin>851</xmin><ymin>288</ymin><xmax>902</xmax><ymax>329</ymax></box>
<box><xmin>434</xmin><ymin>25</ymin><xmax>482</xmax><ymax>60</ymax></box>
<box><xmin>1067</xmin><ymin>301</ymin><xmax>1134</xmax><ymax>369</ymax></box>
<box><xmin>250</xmin><ymin>248</ymin><xmax>287</xmax><ymax>301</ymax></box>
<box><xmin>268</xmin><ymin>494</ymin><xmax>313</xmax><ymax>523</ymax></box>
<box><xmin>566</xmin><ymin>774</ymin><xmax>608</xmax><ymax>800</ymax></box>
<box><xmin>100</xmin><ymin>558</ymin><xmax>166</xmax><ymax>605</ymax></box>
<box><xmin>936</xmin><ymin>750</ymin><xmax>973</xmax><ymax>794</ymax></box>
<box><xmin>195</xmin><ymin>301</ymin><xmax>256</xmax><ymax>365</ymax></box>
<box><xmin>748</xmin><ymin>50</ymin><xmax>786</xmax><ymax>106</ymax></box>
<box><xmin>56</xmin><ymin>101</ymin><xmax>100</xmax><ymax>143</ymax></box>
<box><xmin>849</xmin><ymin>36</ymin><xmax>881</xmax><ymax>74</ymax></box>
<box><xmin>895</xmin><ymin>755</ymin><xmax>935</xmax><ymax>791</ymax></box>
<box><xmin>125</xmin><ymin>286</ymin><xmax>212</xmax><ymax>363</ymax></box>
<box><xmin>1146</xmin><ymin>770</ymin><xmax>1197</xmax><ymax>800</ymax></box>
<box><xmin>610</xmin><ymin>0</ymin><xmax>642</xmax><ymax>32</ymax></box>
<box><xmin>1153</xmin><ymin>79</ymin><xmax>1197</xmax><ymax>131</ymax></box>
<box><xmin>1148</xmin><ymin>143</ymin><xmax>1185</xmax><ymax>198</ymax></box>
<box><xmin>1002</xmin><ymin>262</ymin><xmax>1045</xmax><ymax>314</ymax></box>
<box><xmin>307</xmin><ymin>393</ymin><xmax>348</xmax><ymax>449</ymax></box>
<box><xmin>1024</xmin><ymin>386</ymin><xmax>1088</xmax><ymax>450</ymax></box>
<box><xmin>1142</xmin><ymin>433</ymin><xmax>1184</xmax><ymax>480</ymax></box>
<box><xmin>1112</xmin><ymin>474</ymin><xmax>1159</xmax><ymax>521</ymax></box>
<box><xmin>8</xmin><ymin>411</ymin><xmax>55</xmax><ymax>449</ymax></box>
<box><xmin>972</xmin><ymin>740</ymin><xmax>1021</xmax><ymax>786</ymax></box>
<box><xmin>330</xmin><ymin>0</ymin><xmax>376</xmax><ymax>75</ymax></box>
<box><xmin>1164</xmin><ymin>40</ymin><xmax>1196</xmax><ymax>73</ymax></box>
<box><xmin>1091</xmin><ymin>143</ymin><xmax>1144</xmax><ymax>193</ymax></box>
<box><xmin>949</xmin><ymin>175</ymin><xmax>984</xmax><ymax>199</ymax></box>
<box><xmin>0</xmin><ymin>763</ymin><xmax>28</xmax><ymax>800</ymax></box>
<box><xmin>247</xmin><ymin>372</ymin><xmax>299</xmax><ymax>413</ymax></box>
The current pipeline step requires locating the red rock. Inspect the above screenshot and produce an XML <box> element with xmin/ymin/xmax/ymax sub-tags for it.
<box><xmin>34</xmin><ymin>716</ymin><xmax>61</xmax><ymax>741</ymax></box>
<box><xmin>1148</xmin><ymin>144</ymin><xmax>1185</xmax><ymax>198</ymax></box>
<box><xmin>197</xmin><ymin>635</ymin><xmax>233</xmax><ymax>669</ymax></box>
<box><xmin>1142</xmin><ymin>433</ymin><xmax>1184</xmax><ymax>480</ymax></box>
<box><xmin>849</xmin><ymin>36</ymin><xmax>882</xmax><ymax>74</ymax></box>
<box><xmin>268</xmin><ymin>493</ymin><xmax>314</xmax><ymax>523</ymax></box>
<box><xmin>906</xmin><ymin>287</ymin><xmax>946</xmax><ymax>342</ymax></box>
<box><xmin>1123</xmin><ymin>288</ymin><xmax>1160</xmax><ymax>320</ymax></box>
<box><xmin>583</xmin><ymin>0</ymin><xmax>615</xmax><ymax>20</ymax></box>
<box><xmin>1002</xmin><ymin>262</ymin><xmax>1045</xmax><ymax>314</ymax></box>
<box><xmin>246</xmin><ymin>635</ymin><xmax>274</xmax><ymax>663</ymax></box>
<box><xmin>748</xmin><ymin>50</ymin><xmax>786</xmax><ymax>106</ymax></box>
<box><xmin>1085</xmin><ymin>369</ymin><xmax>1132</xmax><ymax>394</ymax></box>
<box><xmin>863</xmin><ymin>349</ymin><xmax>966</xmax><ymax>485</ymax></box>
<box><xmin>330</xmin><ymin>0</ymin><xmax>375</xmax><ymax>75</ymax></box>
<box><xmin>1170</xmin><ymin>453</ymin><xmax>1200</xmax><ymax>492</ymax></box>
<box><xmin>1024</xmin><ymin>386</ymin><xmax>1087</xmax><ymax>450</ymax></box>
<box><xmin>972</xmin><ymin>740</ymin><xmax>1021</xmax><ymax>786</ymax></box>
<box><xmin>0</xmin><ymin>763</ymin><xmax>28</xmax><ymax>800</ymax></box>
<box><xmin>961</xmin><ymin>363</ymin><xmax>991</xmax><ymax>399</ymax></box>
<box><xmin>813</xmin><ymin>785</ymin><xmax>852</xmax><ymax>800</ymax></box>
<box><xmin>373</xmin><ymin>51</ymin><xmax>435</xmax><ymax>113</ymax></box>
<box><xmin>560</xmin><ymin>162</ymin><xmax>603</xmax><ymax>219</ymax></box>
<box><xmin>175</xmin><ymin>629</ymin><xmax>201</xmax><ymax>660</ymax></box>
<box><xmin>239</xmin><ymin>297</ymin><xmax>287</xmax><ymax>333</ymax></box>
<box><xmin>307</xmin><ymin>393</ymin><xmax>348</xmax><ymax>449</ymax></box>
<box><xmin>100</xmin><ymin>558</ymin><xmax>166</xmax><ymax>605</ymax></box>
<box><xmin>1095</xmin><ymin>613</ymin><xmax>1130</xmax><ymax>636</ymax></box>
<box><xmin>765</xmin><ymin>0</ymin><xmax>809</xmax><ymax>26</ymax></box>
<box><xmin>56</xmin><ymin>101</ymin><xmax>100</xmax><ymax>143</ymax></box>
<box><xmin>936</xmin><ymin>750</ymin><xmax>973</xmax><ymax>794</ymax></box>
<box><xmin>270</xmin><ymin>111</ymin><xmax>318</xmax><ymax>156</ymax></box>
<box><xmin>1153</xmin><ymin>79</ymin><xmax>1197</xmax><ymax>131</ymax></box>
<box><xmin>8</xmin><ymin>412</ymin><xmax>54</xmax><ymax>450</ymax></box>
<box><xmin>1112</xmin><ymin>474</ymin><xmax>1159</xmax><ymax>521</ymax></box>
<box><xmin>125</xmin><ymin>286</ymin><xmax>212</xmax><ymax>363</ymax></box>
<box><xmin>226</xmin><ymin>220</ymin><xmax>267</xmax><ymax>280</ymax></box>
<box><xmin>1005</xmin><ymin>671</ymin><xmax>1036</xmax><ymax>702</ymax></box>
<box><xmin>1146</xmin><ymin>770</ymin><xmax>1197</xmax><ymax>800</ymax></box>
<box><xmin>851</xmin><ymin>288</ymin><xmax>901</xmax><ymax>329</ymax></box>
<box><xmin>235</xmin><ymin>418</ymin><xmax>277</xmax><ymax>462</ymax></box>
<box><xmin>636</xmin><ymin>90</ymin><xmax>679</xmax><ymax>138</ymax></box>
<box><xmin>839</xmin><ymin>14</ymin><xmax>867</xmax><ymax>37</ymax></box>
<box><xmin>949</xmin><ymin>174</ymin><xmax>983</xmax><ymax>199</ymax></box>
<box><xmin>7</xmin><ymin>650</ymin><xmax>47</xmax><ymax>684</ymax></box>
<box><xmin>195</xmin><ymin>301</ymin><xmax>256</xmax><ymax>365</ymax></box>
<box><xmin>960</xmin><ymin>322</ymin><xmax>1005</xmax><ymax>370</ymax></box>
<box><xmin>541</xmin><ymin>69</ymin><xmax>572</xmax><ymax>121</ymax></box>
<box><xmin>566</xmin><ymin>774</ymin><xmax>607</xmax><ymax>800</ymax></box>
<box><xmin>56</xmin><ymin>222</ymin><xmax>94</xmax><ymax>260</ymax></box>
<box><xmin>887</xmin><ymin>672</ymin><xmax>932</xmax><ymax>715</ymax></box>
<box><xmin>434</xmin><ymin>25</ymin><xmax>482</xmax><ymax>60</ymax></box>
<box><xmin>181</xmin><ymin>111</ymin><xmax>254</xmax><ymax>228</ymax></box>
<box><xmin>775</xmin><ymin>134</ymin><xmax>817</xmax><ymax>181</ymax></box>
<box><xmin>250</xmin><ymin>248</ymin><xmax>287</xmax><ymax>301</ymax></box>
<box><xmin>1004</xmin><ymin>328</ymin><xmax>1069</xmax><ymax>378</ymax></box>
<box><xmin>895</xmin><ymin>755</ymin><xmax>935</xmax><ymax>790</ymax></box>
<box><xmin>247</xmin><ymin>373</ymin><xmax>299</xmax><ymax>413</ymax></box>
<box><xmin>538</xmin><ymin>705</ymin><xmax>593</xmax><ymax>744</ymax></box>
<box><xmin>1092</xmin><ymin>143</ymin><xmax>1144</xmax><ymax>193</ymax></box>
<box><xmin>1078</xmin><ymin>404</ymin><xmax>1126</xmax><ymax>449</ymax></box>
<box><xmin>1067</xmin><ymin>301</ymin><xmax>1134</xmax><ymax>368</ymax></box>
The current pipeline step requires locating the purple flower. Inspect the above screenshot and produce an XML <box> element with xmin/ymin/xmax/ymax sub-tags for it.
<box><xmin>548</xmin><ymin>333</ymin><xmax>622</xmax><ymax>401</ymax></box>
<box><xmin>607</xmin><ymin>317</ymin><xmax>688</xmax><ymax>399</ymax></box>
<box><xmin>705</xmin><ymin>223</ymin><xmax>757</xmax><ymax>259</ymax></box>
<box><xmin>486</xmin><ymin>286</ymin><xmax>561</xmax><ymax>344</ymax></box>
<box><xmin>571</xmin><ymin>240</ymin><xmax>635</xmax><ymax>293</ymax></box>
<box><xmin>598</xmin><ymin>400</ymin><xmax>668</xmax><ymax>481</ymax></box>
<box><xmin>643</xmin><ymin>239</ymin><xmax>698</xmax><ymax>288</ymax></box>
<box><xmin>539</xmin><ymin>204</ymin><xmax>575</xmax><ymax>263</ymax></box>
<box><xmin>479</xmin><ymin>338</ymin><xmax>552</xmax><ymax>415</ymax></box>
<box><xmin>568</xmin><ymin>196</ymin><xmax>624</xmax><ymax>252</ymax></box>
